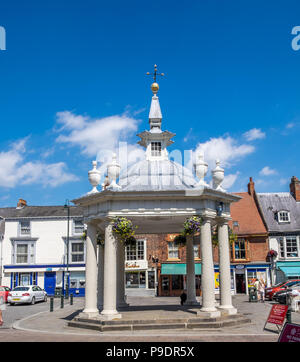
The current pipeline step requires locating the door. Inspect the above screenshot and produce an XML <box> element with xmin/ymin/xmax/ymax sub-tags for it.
<box><xmin>44</xmin><ymin>272</ymin><xmax>56</xmax><ymax>296</ymax></box>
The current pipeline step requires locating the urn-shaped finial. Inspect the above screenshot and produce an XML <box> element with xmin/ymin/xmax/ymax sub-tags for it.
<box><xmin>194</xmin><ymin>151</ymin><xmax>209</xmax><ymax>187</ymax></box>
<box><xmin>107</xmin><ymin>153</ymin><xmax>121</xmax><ymax>190</ymax></box>
<box><xmin>88</xmin><ymin>160</ymin><xmax>101</xmax><ymax>194</ymax></box>
<box><xmin>212</xmin><ymin>159</ymin><xmax>225</xmax><ymax>192</ymax></box>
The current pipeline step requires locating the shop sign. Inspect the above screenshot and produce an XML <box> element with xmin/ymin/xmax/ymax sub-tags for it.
<box><xmin>278</xmin><ymin>323</ymin><xmax>300</xmax><ymax>342</ymax></box>
<box><xmin>264</xmin><ymin>304</ymin><xmax>288</xmax><ymax>332</ymax></box>
<box><xmin>235</xmin><ymin>265</ymin><xmax>244</xmax><ymax>269</ymax></box>
<box><xmin>125</xmin><ymin>260</ymin><xmax>148</xmax><ymax>270</ymax></box>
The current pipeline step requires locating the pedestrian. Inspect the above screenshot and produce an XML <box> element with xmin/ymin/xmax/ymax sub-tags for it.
<box><xmin>0</xmin><ymin>296</ymin><xmax>5</xmax><ymax>326</ymax></box>
<box><xmin>180</xmin><ymin>290</ymin><xmax>187</xmax><ymax>306</ymax></box>
<box><xmin>258</xmin><ymin>278</ymin><xmax>265</xmax><ymax>303</ymax></box>
<box><xmin>254</xmin><ymin>278</ymin><xmax>260</xmax><ymax>301</ymax></box>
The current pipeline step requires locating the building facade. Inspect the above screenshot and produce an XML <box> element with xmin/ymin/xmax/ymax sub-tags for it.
<box><xmin>256</xmin><ymin>176</ymin><xmax>300</xmax><ymax>284</ymax></box>
<box><xmin>0</xmin><ymin>199</ymin><xmax>86</xmax><ymax>296</ymax></box>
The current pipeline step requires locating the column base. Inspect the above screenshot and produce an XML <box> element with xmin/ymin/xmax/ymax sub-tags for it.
<box><xmin>185</xmin><ymin>299</ymin><xmax>201</xmax><ymax>306</ymax></box>
<box><xmin>101</xmin><ymin>310</ymin><xmax>122</xmax><ymax>320</ymax></box>
<box><xmin>218</xmin><ymin>305</ymin><xmax>237</xmax><ymax>315</ymax></box>
<box><xmin>79</xmin><ymin>309</ymin><xmax>100</xmax><ymax>319</ymax></box>
<box><xmin>197</xmin><ymin>308</ymin><xmax>221</xmax><ymax>318</ymax></box>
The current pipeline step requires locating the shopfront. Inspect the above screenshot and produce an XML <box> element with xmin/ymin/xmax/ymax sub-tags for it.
<box><xmin>276</xmin><ymin>261</ymin><xmax>300</xmax><ymax>280</ymax></box>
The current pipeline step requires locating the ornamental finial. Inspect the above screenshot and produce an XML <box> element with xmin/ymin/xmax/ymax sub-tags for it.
<box><xmin>146</xmin><ymin>64</ymin><xmax>165</xmax><ymax>95</ymax></box>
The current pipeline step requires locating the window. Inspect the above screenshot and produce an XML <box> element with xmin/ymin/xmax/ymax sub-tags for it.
<box><xmin>71</xmin><ymin>242</ymin><xmax>84</xmax><ymax>262</ymax></box>
<box><xmin>16</xmin><ymin>244</ymin><xmax>28</xmax><ymax>263</ymax></box>
<box><xmin>280</xmin><ymin>236</ymin><xmax>299</xmax><ymax>258</ymax></box>
<box><xmin>231</xmin><ymin>238</ymin><xmax>247</xmax><ymax>260</ymax></box>
<box><xmin>74</xmin><ymin>220</ymin><xmax>84</xmax><ymax>234</ymax></box>
<box><xmin>20</xmin><ymin>221</ymin><xmax>30</xmax><ymax>235</ymax></box>
<box><xmin>125</xmin><ymin>271</ymin><xmax>145</xmax><ymax>288</ymax></box>
<box><xmin>278</xmin><ymin>211</ymin><xmax>290</xmax><ymax>223</ymax></box>
<box><xmin>151</xmin><ymin>142</ymin><xmax>161</xmax><ymax>157</ymax></box>
<box><xmin>126</xmin><ymin>240</ymin><xmax>145</xmax><ymax>261</ymax></box>
<box><xmin>168</xmin><ymin>242</ymin><xmax>179</xmax><ymax>259</ymax></box>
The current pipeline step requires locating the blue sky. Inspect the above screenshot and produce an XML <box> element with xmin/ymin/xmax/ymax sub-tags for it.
<box><xmin>0</xmin><ymin>0</ymin><xmax>300</xmax><ymax>206</ymax></box>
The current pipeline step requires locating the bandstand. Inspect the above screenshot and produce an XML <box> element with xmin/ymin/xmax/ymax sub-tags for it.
<box><xmin>72</xmin><ymin>66</ymin><xmax>241</xmax><ymax>322</ymax></box>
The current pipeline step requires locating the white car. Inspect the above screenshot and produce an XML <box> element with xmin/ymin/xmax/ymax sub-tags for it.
<box><xmin>8</xmin><ymin>285</ymin><xmax>47</xmax><ymax>305</ymax></box>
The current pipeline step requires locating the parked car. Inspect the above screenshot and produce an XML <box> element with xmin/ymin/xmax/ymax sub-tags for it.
<box><xmin>273</xmin><ymin>282</ymin><xmax>300</xmax><ymax>303</ymax></box>
<box><xmin>7</xmin><ymin>285</ymin><xmax>47</xmax><ymax>305</ymax></box>
<box><xmin>0</xmin><ymin>286</ymin><xmax>11</xmax><ymax>304</ymax></box>
<box><xmin>265</xmin><ymin>279</ymin><xmax>300</xmax><ymax>300</ymax></box>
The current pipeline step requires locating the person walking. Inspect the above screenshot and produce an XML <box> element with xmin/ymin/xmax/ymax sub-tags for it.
<box><xmin>180</xmin><ymin>290</ymin><xmax>187</xmax><ymax>306</ymax></box>
<box><xmin>258</xmin><ymin>278</ymin><xmax>265</xmax><ymax>303</ymax></box>
<box><xmin>254</xmin><ymin>278</ymin><xmax>260</xmax><ymax>301</ymax></box>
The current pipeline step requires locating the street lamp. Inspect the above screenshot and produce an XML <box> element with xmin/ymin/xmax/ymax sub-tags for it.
<box><xmin>64</xmin><ymin>199</ymin><xmax>70</xmax><ymax>299</ymax></box>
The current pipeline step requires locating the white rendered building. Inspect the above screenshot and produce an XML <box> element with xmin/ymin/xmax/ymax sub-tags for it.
<box><xmin>0</xmin><ymin>199</ymin><xmax>86</xmax><ymax>296</ymax></box>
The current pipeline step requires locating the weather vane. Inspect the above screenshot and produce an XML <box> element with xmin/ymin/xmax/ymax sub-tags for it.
<box><xmin>146</xmin><ymin>64</ymin><xmax>164</xmax><ymax>82</ymax></box>
<box><xmin>146</xmin><ymin>64</ymin><xmax>165</xmax><ymax>94</ymax></box>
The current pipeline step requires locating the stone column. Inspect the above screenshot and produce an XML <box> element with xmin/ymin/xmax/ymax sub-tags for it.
<box><xmin>81</xmin><ymin>222</ymin><xmax>99</xmax><ymax>318</ymax></box>
<box><xmin>198</xmin><ymin>217</ymin><xmax>221</xmax><ymax>318</ymax></box>
<box><xmin>117</xmin><ymin>240</ymin><xmax>128</xmax><ymax>308</ymax></box>
<box><xmin>217</xmin><ymin>220</ymin><xmax>237</xmax><ymax>315</ymax></box>
<box><xmin>97</xmin><ymin>242</ymin><xmax>104</xmax><ymax>311</ymax></box>
<box><xmin>101</xmin><ymin>222</ymin><xmax>122</xmax><ymax>319</ymax></box>
<box><xmin>186</xmin><ymin>234</ymin><xmax>199</xmax><ymax>305</ymax></box>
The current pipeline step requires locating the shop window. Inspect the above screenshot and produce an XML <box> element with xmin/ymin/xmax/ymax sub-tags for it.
<box><xmin>126</xmin><ymin>271</ymin><xmax>146</xmax><ymax>288</ymax></box>
<box><xmin>168</xmin><ymin>242</ymin><xmax>179</xmax><ymax>259</ymax></box>
<box><xmin>172</xmin><ymin>275</ymin><xmax>183</xmax><ymax>290</ymax></box>
<box><xmin>162</xmin><ymin>276</ymin><xmax>169</xmax><ymax>291</ymax></box>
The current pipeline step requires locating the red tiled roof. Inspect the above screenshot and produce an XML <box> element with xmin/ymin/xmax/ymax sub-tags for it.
<box><xmin>230</xmin><ymin>192</ymin><xmax>267</xmax><ymax>236</ymax></box>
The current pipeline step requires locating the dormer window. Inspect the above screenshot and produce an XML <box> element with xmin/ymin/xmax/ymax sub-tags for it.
<box><xmin>277</xmin><ymin>211</ymin><xmax>290</xmax><ymax>223</ymax></box>
<box><xmin>151</xmin><ymin>142</ymin><xmax>161</xmax><ymax>157</ymax></box>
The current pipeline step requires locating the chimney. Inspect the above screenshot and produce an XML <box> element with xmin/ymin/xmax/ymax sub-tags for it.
<box><xmin>17</xmin><ymin>199</ymin><xmax>27</xmax><ymax>209</ymax></box>
<box><xmin>248</xmin><ymin>177</ymin><xmax>255</xmax><ymax>196</ymax></box>
<box><xmin>290</xmin><ymin>176</ymin><xmax>300</xmax><ymax>201</ymax></box>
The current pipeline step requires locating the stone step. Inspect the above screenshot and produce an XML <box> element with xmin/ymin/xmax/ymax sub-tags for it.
<box><xmin>68</xmin><ymin>315</ymin><xmax>251</xmax><ymax>332</ymax></box>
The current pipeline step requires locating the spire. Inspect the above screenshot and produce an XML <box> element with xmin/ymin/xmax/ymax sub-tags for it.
<box><xmin>147</xmin><ymin>65</ymin><xmax>164</xmax><ymax>132</ymax></box>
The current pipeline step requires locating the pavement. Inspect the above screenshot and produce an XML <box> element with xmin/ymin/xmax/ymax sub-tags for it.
<box><xmin>3</xmin><ymin>295</ymin><xmax>300</xmax><ymax>342</ymax></box>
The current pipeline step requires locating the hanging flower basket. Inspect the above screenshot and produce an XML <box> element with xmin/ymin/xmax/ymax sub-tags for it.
<box><xmin>111</xmin><ymin>216</ymin><xmax>138</xmax><ymax>243</ymax></box>
<box><xmin>173</xmin><ymin>234</ymin><xmax>187</xmax><ymax>247</ymax></box>
<box><xmin>183</xmin><ymin>216</ymin><xmax>202</xmax><ymax>236</ymax></box>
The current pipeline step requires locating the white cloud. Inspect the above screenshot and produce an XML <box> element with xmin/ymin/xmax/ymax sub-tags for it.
<box><xmin>243</xmin><ymin>128</ymin><xmax>266</xmax><ymax>141</ymax></box>
<box><xmin>55</xmin><ymin>111</ymin><xmax>141</xmax><ymax>157</ymax></box>
<box><xmin>222</xmin><ymin>172</ymin><xmax>240</xmax><ymax>190</ymax></box>
<box><xmin>259</xmin><ymin>166</ymin><xmax>277</xmax><ymax>176</ymax></box>
<box><xmin>192</xmin><ymin>136</ymin><xmax>255</xmax><ymax>169</ymax></box>
<box><xmin>0</xmin><ymin>138</ymin><xmax>78</xmax><ymax>188</ymax></box>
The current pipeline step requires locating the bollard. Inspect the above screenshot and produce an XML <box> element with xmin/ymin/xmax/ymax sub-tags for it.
<box><xmin>60</xmin><ymin>294</ymin><xmax>64</xmax><ymax>309</ymax></box>
<box><xmin>50</xmin><ymin>297</ymin><xmax>54</xmax><ymax>312</ymax></box>
<box><xmin>70</xmin><ymin>293</ymin><xmax>73</xmax><ymax>305</ymax></box>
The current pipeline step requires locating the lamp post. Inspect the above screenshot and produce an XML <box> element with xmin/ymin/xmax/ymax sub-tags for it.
<box><xmin>152</xmin><ymin>256</ymin><xmax>159</xmax><ymax>297</ymax></box>
<box><xmin>64</xmin><ymin>199</ymin><xmax>70</xmax><ymax>299</ymax></box>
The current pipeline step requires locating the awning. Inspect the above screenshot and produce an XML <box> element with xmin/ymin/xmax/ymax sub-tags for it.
<box><xmin>161</xmin><ymin>263</ymin><xmax>201</xmax><ymax>275</ymax></box>
<box><xmin>278</xmin><ymin>266</ymin><xmax>300</xmax><ymax>277</ymax></box>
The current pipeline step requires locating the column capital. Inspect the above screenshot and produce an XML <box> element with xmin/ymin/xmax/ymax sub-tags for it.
<box><xmin>215</xmin><ymin>216</ymin><xmax>231</xmax><ymax>226</ymax></box>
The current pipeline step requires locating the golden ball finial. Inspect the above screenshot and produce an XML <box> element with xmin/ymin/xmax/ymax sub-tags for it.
<box><xmin>151</xmin><ymin>82</ymin><xmax>159</xmax><ymax>94</ymax></box>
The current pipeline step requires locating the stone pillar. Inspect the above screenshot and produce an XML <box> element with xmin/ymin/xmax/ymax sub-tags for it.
<box><xmin>117</xmin><ymin>240</ymin><xmax>128</xmax><ymax>308</ymax></box>
<box><xmin>198</xmin><ymin>217</ymin><xmax>221</xmax><ymax>318</ymax></box>
<box><xmin>97</xmin><ymin>242</ymin><xmax>104</xmax><ymax>311</ymax></box>
<box><xmin>101</xmin><ymin>222</ymin><xmax>122</xmax><ymax>319</ymax></box>
<box><xmin>81</xmin><ymin>222</ymin><xmax>99</xmax><ymax>318</ymax></box>
<box><xmin>186</xmin><ymin>234</ymin><xmax>199</xmax><ymax>305</ymax></box>
<box><xmin>218</xmin><ymin>220</ymin><xmax>237</xmax><ymax>315</ymax></box>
